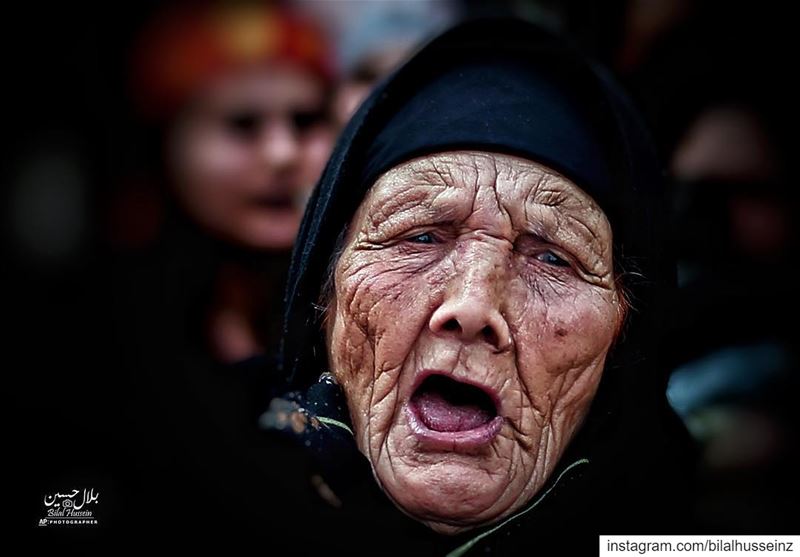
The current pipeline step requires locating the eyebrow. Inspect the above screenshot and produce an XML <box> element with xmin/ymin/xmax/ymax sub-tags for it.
<box><xmin>530</xmin><ymin>196</ymin><xmax>606</xmax><ymax>241</ymax></box>
<box><xmin>366</xmin><ymin>182</ymin><xmax>452</xmax><ymax>227</ymax></box>
<box><xmin>367</xmin><ymin>170</ymin><xmax>608</xmax><ymax>251</ymax></box>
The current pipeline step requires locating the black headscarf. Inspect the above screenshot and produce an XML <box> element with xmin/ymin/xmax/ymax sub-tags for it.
<box><xmin>268</xmin><ymin>18</ymin><xmax>694</xmax><ymax>555</ymax></box>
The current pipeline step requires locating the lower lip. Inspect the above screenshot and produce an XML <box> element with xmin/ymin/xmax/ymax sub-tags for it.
<box><xmin>405</xmin><ymin>403</ymin><xmax>504</xmax><ymax>452</ymax></box>
<box><xmin>252</xmin><ymin>199</ymin><xmax>296</xmax><ymax>210</ymax></box>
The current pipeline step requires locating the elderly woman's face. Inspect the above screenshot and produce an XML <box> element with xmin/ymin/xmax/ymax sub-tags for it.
<box><xmin>327</xmin><ymin>151</ymin><xmax>623</xmax><ymax>533</ymax></box>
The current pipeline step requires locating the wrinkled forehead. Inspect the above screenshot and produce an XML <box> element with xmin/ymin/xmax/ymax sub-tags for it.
<box><xmin>354</xmin><ymin>151</ymin><xmax>611</xmax><ymax>236</ymax></box>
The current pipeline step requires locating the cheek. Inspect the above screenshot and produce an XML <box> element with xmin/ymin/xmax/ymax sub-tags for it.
<box><xmin>299</xmin><ymin>131</ymin><xmax>334</xmax><ymax>183</ymax></box>
<box><xmin>513</xmin><ymin>280</ymin><xmax>618</xmax><ymax>420</ymax></box>
<box><xmin>329</xmin><ymin>257</ymin><xmax>433</xmax><ymax>434</ymax></box>
<box><xmin>192</xmin><ymin>136</ymin><xmax>253</xmax><ymax>186</ymax></box>
<box><xmin>173</xmin><ymin>130</ymin><xmax>254</xmax><ymax>198</ymax></box>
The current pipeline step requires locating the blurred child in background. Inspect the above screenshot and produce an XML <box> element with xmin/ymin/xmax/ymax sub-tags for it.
<box><xmin>111</xmin><ymin>1</ymin><xmax>336</xmax><ymax>538</ymax></box>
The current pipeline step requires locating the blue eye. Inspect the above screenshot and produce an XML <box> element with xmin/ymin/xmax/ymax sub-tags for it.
<box><xmin>407</xmin><ymin>232</ymin><xmax>435</xmax><ymax>244</ymax></box>
<box><xmin>537</xmin><ymin>250</ymin><xmax>570</xmax><ymax>267</ymax></box>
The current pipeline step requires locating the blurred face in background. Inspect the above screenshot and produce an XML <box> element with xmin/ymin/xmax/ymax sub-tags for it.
<box><xmin>166</xmin><ymin>63</ymin><xmax>333</xmax><ymax>251</ymax></box>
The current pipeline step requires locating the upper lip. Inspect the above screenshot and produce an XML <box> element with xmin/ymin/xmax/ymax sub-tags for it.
<box><xmin>252</xmin><ymin>193</ymin><xmax>295</xmax><ymax>205</ymax></box>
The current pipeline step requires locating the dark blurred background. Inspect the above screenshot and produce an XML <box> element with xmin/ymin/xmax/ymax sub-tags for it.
<box><xmin>7</xmin><ymin>0</ymin><xmax>797</xmax><ymax>547</ymax></box>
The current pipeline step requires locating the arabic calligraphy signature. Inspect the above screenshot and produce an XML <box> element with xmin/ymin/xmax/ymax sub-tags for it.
<box><xmin>43</xmin><ymin>488</ymin><xmax>100</xmax><ymax>509</ymax></box>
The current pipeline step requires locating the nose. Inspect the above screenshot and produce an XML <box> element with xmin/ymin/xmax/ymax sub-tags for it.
<box><xmin>428</xmin><ymin>264</ymin><xmax>512</xmax><ymax>353</ymax></box>
<box><xmin>260</xmin><ymin>118</ymin><xmax>300</xmax><ymax>170</ymax></box>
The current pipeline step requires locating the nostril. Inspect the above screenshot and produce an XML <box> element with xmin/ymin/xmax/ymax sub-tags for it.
<box><xmin>430</xmin><ymin>307</ymin><xmax>509</xmax><ymax>351</ymax></box>
<box><xmin>442</xmin><ymin>319</ymin><xmax>461</xmax><ymax>332</ymax></box>
<box><xmin>480</xmin><ymin>325</ymin><xmax>499</xmax><ymax>347</ymax></box>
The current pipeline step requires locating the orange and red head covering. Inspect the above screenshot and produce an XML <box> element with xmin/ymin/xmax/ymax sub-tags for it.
<box><xmin>130</xmin><ymin>1</ymin><xmax>334</xmax><ymax>121</ymax></box>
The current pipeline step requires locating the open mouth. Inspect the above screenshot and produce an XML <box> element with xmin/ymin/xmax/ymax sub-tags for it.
<box><xmin>411</xmin><ymin>375</ymin><xmax>497</xmax><ymax>431</ymax></box>
<box><xmin>252</xmin><ymin>192</ymin><xmax>296</xmax><ymax>210</ymax></box>
<box><xmin>407</xmin><ymin>374</ymin><xmax>503</xmax><ymax>450</ymax></box>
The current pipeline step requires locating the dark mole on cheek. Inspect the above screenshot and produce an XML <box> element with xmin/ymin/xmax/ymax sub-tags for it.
<box><xmin>555</xmin><ymin>327</ymin><xmax>569</xmax><ymax>338</ymax></box>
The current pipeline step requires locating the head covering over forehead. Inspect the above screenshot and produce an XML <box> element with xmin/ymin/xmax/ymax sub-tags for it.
<box><xmin>130</xmin><ymin>1</ymin><xmax>334</xmax><ymax>121</ymax></box>
<box><xmin>360</xmin><ymin>58</ymin><xmax>613</xmax><ymax>195</ymax></box>
<box><xmin>274</xmin><ymin>17</ymin><xmax>691</xmax><ymax>548</ymax></box>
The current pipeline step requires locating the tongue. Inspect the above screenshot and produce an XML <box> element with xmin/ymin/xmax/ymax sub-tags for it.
<box><xmin>414</xmin><ymin>390</ymin><xmax>494</xmax><ymax>432</ymax></box>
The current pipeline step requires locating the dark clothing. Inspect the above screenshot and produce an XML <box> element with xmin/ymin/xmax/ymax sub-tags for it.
<box><xmin>105</xmin><ymin>213</ymin><xmax>321</xmax><ymax>547</ymax></box>
<box><xmin>264</xmin><ymin>373</ymin><xmax>692</xmax><ymax>556</ymax></box>
<box><xmin>265</xmin><ymin>17</ymin><xmax>695</xmax><ymax>556</ymax></box>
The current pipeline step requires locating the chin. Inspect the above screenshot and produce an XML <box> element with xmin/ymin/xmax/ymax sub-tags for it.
<box><xmin>394</xmin><ymin>465</ymin><xmax>511</xmax><ymax>530</ymax></box>
<box><xmin>240</xmin><ymin>224</ymin><xmax>300</xmax><ymax>252</ymax></box>
<box><xmin>373</xmin><ymin>418</ymin><xmax>525</xmax><ymax>534</ymax></box>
